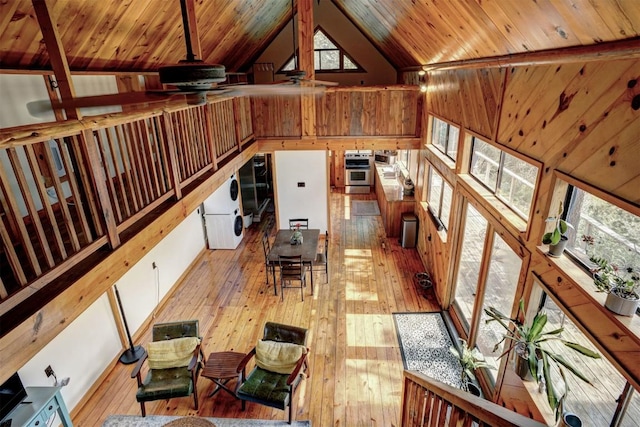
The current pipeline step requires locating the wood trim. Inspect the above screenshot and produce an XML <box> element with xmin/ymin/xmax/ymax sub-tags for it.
<box><xmin>420</xmin><ymin>37</ymin><xmax>640</xmax><ymax>71</ymax></box>
<box><xmin>256</xmin><ymin>136</ymin><xmax>421</xmax><ymax>152</ymax></box>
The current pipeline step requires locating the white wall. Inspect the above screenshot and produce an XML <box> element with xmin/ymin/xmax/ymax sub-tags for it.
<box><xmin>255</xmin><ymin>1</ymin><xmax>396</xmax><ymax>86</ymax></box>
<box><xmin>16</xmin><ymin>205</ymin><xmax>206</xmax><ymax>417</ymax></box>
<box><xmin>275</xmin><ymin>150</ymin><xmax>328</xmax><ymax>232</ymax></box>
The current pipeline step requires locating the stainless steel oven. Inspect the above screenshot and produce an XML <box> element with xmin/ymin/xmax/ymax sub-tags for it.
<box><xmin>345</xmin><ymin>151</ymin><xmax>373</xmax><ymax>193</ymax></box>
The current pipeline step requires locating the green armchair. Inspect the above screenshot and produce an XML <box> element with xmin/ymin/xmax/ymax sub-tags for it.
<box><xmin>131</xmin><ymin>320</ymin><xmax>205</xmax><ymax>416</ymax></box>
<box><xmin>236</xmin><ymin>322</ymin><xmax>309</xmax><ymax>424</ymax></box>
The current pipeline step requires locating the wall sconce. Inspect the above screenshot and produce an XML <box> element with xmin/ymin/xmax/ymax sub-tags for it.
<box><xmin>418</xmin><ymin>70</ymin><xmax>427</xmax><ymax>92</ymax></box>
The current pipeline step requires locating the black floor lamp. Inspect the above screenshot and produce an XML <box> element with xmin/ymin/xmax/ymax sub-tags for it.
<box><xmin>114</xmin><ymin>285</ymin><xmax>145</xmax><ymax>364</ymax></box>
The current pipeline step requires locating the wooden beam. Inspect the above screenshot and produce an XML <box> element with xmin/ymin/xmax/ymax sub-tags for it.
<box><xmin>257</xmin><ymin>136</ymin><xmax>422</xmax><ymax>152</ymax></box>
<box><xmin>31</xmin><ymin>0</ymin><xmax>81</xmax><ymax>120</ymax></box>
<box><xmin>420</xmin><ymin>37</ymin><xmax>640</xmax><ymax>71</ymax></box>
<box><xmin>297</xmin><ymin>0</ymin><xmax>316</xmax><ymax>138</ymax></box>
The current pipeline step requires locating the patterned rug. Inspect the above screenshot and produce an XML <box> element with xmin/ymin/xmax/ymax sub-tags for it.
<box><xmin>393</xmin><ymin>312</ymin><xmax>462</xmax><ymax>388</ymax></box>
<box><xmin>103</xmin><ymin>415</ymin><xmax>311</xmax><ymax>427</ymax></box>
<box><xmin>351</xmin><ymin>200</ymin><xmax>380</xmax><ymax>216</ymax></box>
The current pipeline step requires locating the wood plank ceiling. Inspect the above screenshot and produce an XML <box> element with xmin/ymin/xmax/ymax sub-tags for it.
<box><xmin>0</xmin><ymin>0</ymin><xmax>639</xmax><ymax>74</ymax></box>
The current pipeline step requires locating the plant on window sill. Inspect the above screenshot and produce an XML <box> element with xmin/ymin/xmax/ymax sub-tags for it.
<box><xmin>484</xmin><ymin>300</ymin><xmax>600</xmax><ymax>421</ymax></box>
<box><xmin>583</xmin><ymin>234</ymin><xmax>640</xmax><ymax>316</ymax></box>
<box><xmin>542</xmin><ymin>202</ymin><xmax>573</xmax><ymax>257</ymax></box>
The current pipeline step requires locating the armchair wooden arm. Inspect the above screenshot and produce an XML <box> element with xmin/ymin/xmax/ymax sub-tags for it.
<box><xmin>237</xmin><ymin>347</ymin><xmax>256</xmax><ymax>373</ymax></box>
<box><xmin>287</xmin><ymin>348</ymin><xmax>309</xmax><ymax>385</ymax></box>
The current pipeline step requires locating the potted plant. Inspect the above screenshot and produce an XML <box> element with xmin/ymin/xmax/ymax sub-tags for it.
<box><xmin>449</xmin><ymin>339</ymin><xmax>491</xmax><ymax>396</ymax></box>
<box><xmin>290</xmin><ymin>223</ymin><xmax>303</xmax><ymax>245</ymax></box>
<box><xmin>582</xmin><ymin>234</ymin><xmax>640</xmax><ymax>316</ymax></box>
<box><xmin>484</xmin><ymin>300</ymin><xmax>600</xmax><ymax>420</ymax></box>
<box><xmin>542</xmin><ymin>202</ymin><xmax>573</xmax><ymax>257</ymax></box>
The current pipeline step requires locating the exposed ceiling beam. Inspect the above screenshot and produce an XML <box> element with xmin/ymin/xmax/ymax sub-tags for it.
<box><xmin>418</xmin><ymin>37</ymin><xmax>640</xmax><ymax>71</ymax></box>
<box><xmin>32</xmin><ymin>0</ymin><xmax>81</xmax><ymax>120</ymax></box>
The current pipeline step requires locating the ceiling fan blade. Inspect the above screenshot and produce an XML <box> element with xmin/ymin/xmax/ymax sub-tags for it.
<box><xmin>304</xmin><ymin>78</ymin><xmax>339</xmax><ymax>87</ymax></box>
<box><xmin>28</xmin><ymin>92</ymin><xmax>177</xmax><ymax>114</ymax></box>
<box><xmin>223</xmin><ymin>84</ymin><xmax>326</xmax><ymax>97</ymax></box>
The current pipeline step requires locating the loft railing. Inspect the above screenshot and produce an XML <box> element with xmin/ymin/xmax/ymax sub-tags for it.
<box><xmin>402</xmin><ymin>370</ymin><xmax>547</xmax><ymax>427</ymax></box>
<box><xmin>0</xmin><ymin>98</ymin><xmax>252</xmax><ymax>305</ymax></box>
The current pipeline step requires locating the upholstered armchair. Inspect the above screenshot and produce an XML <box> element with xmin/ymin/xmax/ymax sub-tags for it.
<box><xmin>236</xmin><ymin>322</ymin><xmax>309</xmax><ymax>424</ymax></box>
<box><xmin>131</xmin><ymin>320</ymin><xmax>205</xmax><ymax>416</ymax></box>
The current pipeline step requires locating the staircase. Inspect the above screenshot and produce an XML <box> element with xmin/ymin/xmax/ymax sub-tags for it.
<box><xmin>401</xmin><ymin>370</ymin><xmax>548</xmax><ymax>427</ymax></box>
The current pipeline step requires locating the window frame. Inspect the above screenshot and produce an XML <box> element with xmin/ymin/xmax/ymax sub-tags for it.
<box><xmin>277</xmin><ymin>26</ymin><xmax>365</xmax><ymax>74</ymax></box>
<box><xmin>430</xmin><ymin>117</ymin><xmax>459</xmax><ymax>162</ymax></box>
<box><xmin>426</xmin><ymin>165</ymin><xmax>453</xmax><ymax>231</ymax></box>
<box><xmin>469</xmin><ymin>136</ymin><xmax>539</xmax><ymax>221</ymax></box>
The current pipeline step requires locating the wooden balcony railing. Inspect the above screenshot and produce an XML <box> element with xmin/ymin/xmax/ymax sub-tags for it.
<box><xmin>402</xmin><ymin>370</ymin><xmax>547</xmax><ymax>427</ymax></box>
<box><xmin>0</xmin><ymin>97</ymin><xmax>253</xmax><ymax>310</ymax></box>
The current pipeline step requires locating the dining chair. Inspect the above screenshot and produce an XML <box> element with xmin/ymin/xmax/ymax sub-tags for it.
<box><xmin>278</xmin><ymin>255</ymin><xmax>309</xmax><ymax>301</ymax></box>
<box><xmin>313</xmin><ymin>231</ymin><xmax>329</xmax><ymax>283</ymax></box>
<box><xmin>288</xmin><ymin>218</ymin><xmax>309</xmax><ymax>229</ymax></box>
<box><xmin>261</xmin><ymin>231</ymin><xmax>277</xmax><ymax>295</ymax></box>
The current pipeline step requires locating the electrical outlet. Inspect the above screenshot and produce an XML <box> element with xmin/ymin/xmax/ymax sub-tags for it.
<box><xmin>45</xmin><ymin>365</ymin><xmax>54</xmax><ymax>377</ymax></box>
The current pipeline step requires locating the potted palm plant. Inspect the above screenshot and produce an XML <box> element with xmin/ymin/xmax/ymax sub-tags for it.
<box><xmin>542</xmin><ymin>202</ymin><xmax>573</xmax><ymax>257</ymax></box>
<box><xmin>484</xmin><ymin>300</ymin><xmax>600</xmax><ymax>420</ymax></box>
<box><xmin>449</xmin><ymin>339</ymin><xmax>491</xmax><ymax>396</ymax></box>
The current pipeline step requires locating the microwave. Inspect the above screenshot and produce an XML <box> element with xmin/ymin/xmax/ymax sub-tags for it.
<box><xmin>374</xmin><ymin>152</ymin><xmax>396</xmax><ymax>165</ymax></box>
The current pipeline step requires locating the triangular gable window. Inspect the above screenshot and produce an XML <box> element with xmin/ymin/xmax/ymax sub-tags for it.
<box><xmin>279</xmin><ymin>26</ymin><xmax>365</xmax><ymax>73</ymax></box>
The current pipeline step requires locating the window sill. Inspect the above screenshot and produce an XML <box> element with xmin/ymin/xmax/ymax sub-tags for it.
<box><xmin>426</xmin><ymin>145</ymin><xmax>456</xmax><ymax>170</ymax></box>
<box><xmin>419</xmin><ymin>202</ymin><xmax>447</xmax><ymax>243</ymax></box>
<box><xmin>458</xmin><ymin>174</ymin><xmax>528</xmax><ymax>235</ymax></box>
<box><xmin>536</xmin><ymin>246</ymin><xmax>640</xmax><ymax>338</ymax></box>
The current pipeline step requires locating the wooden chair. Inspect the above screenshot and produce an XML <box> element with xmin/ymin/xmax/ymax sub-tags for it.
<box><xmin>131</xmin><ymin>320</ymin><xmax>204</xmax><ymax>416</ymax></box>
<box><xmin>278</xmin><ymin>255</ymin><xmax>309</xmax><ymax>301</ymax></box>
<box><xmin>236</xmin><ymin>322</ymin><xmax>309</xmax><ymax>424</ymax></box>
<box><xmin>288</xmin><ymin>218</ymin><xmax>309</xmax><ymax>229</ymax></box>
<box><xmin>313</xmin><ymin>231</ymin><xmax>329</xmax><ymax>283</ymax></box>
<box><xmin>261</xmin><ymin>231</ymin><xmax>276</xmax><ymax>295</ymax></box>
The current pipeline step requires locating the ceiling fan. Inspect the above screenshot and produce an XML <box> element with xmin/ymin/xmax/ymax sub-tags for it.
<box><xmin>29</xmin><ymin>0</ymin><xmax>335</xmax><ymax>115</ymax></box>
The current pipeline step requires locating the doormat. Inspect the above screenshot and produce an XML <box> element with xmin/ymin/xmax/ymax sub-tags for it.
<box><xmin>352</xmin><ymin>200</ymin><xmax>380</xmax><ymax>216</ymax></box>
<box><xmin>393</xmin><ymin>312</ymin><xmax>461</xmax><ymax>388</ymax></box>
<box><xmin>103</xmin><ymin>415</ymin><xmax>311</xmax><ymax>427</ymax></box>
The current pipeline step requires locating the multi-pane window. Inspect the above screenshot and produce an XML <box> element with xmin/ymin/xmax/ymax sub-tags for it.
<box><xmin>431</xmin><ymin>118</ymin><xmax>459</xmax><ymax>161</ymax></box>
<box><xmin>470</xmin><ymin>137</ymin><xmax>538</xmax><ymax>219</ymax></box>
<box><xmin>280</xmin><ymin>28</ymin><xmax>364</xmax><ymax>73</ymax></box>
<box><xmin>536</xmin><ymin>290</ymin><xmax>639</xmax><ymax>426</ymax></box>
<box><xmin>563</xmin><ymin>186</ymin><xmax>640</xmax><ymax>269</ymax></box>
<box><xmin>427</xmin><ymin>167</ymin><xmax>453</xmax><ymax>230</ymax></box>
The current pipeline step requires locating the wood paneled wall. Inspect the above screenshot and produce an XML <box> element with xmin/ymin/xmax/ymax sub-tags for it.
<box><xmin>421</xmin><ymin>57</ymin><xmax>640</xmax><ymax>396</ymax></box>
<box><xmin>252</xmin><ymin>86</ymin><xmax>422</xmax><ymax>139</ymax></box>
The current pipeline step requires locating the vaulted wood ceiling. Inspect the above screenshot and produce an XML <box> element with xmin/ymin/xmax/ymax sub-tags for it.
<box><xmin>1</xmin><ymin>0</ymin><xmax>639</xmax><ymax>74</ymax></box>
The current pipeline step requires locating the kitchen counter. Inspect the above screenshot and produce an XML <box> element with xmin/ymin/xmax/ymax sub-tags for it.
<box><xmin>373</xmin><ymin>164</ymin><xmax>416</xmax><ymax>237</ymax></box>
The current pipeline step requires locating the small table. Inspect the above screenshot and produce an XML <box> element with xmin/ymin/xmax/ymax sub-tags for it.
<box><xmin>202</xmin><ymin>351</ymin><xmax>246</xmax><ymax>399</ymax></box>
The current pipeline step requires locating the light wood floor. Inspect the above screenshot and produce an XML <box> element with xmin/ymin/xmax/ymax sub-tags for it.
<box><xmin>74</xmin><ymin>190</ymin><xmax>437</xmax><ymax>426</ymax></box>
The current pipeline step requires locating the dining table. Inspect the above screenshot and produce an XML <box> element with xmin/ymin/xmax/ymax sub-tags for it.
<box><xmin>267</xmin><ymin>228</ymin><xmax>320</xmax><ymax>295</ymax></box>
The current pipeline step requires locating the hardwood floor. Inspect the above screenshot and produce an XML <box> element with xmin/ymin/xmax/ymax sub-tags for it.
<box><xmin>74</xmin><ymin>190</ymin><xmax>438</xmax><ymax>426</ymax></box>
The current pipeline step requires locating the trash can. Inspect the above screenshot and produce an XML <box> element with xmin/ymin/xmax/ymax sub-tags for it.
<box><xmin>400</xmin><ymin>213</ymin><xmax>418</xmax><ymax>248</ymax></box>
<box><xmin>243</xmin><ymin>212</ymin><xmax>253</xmax><ymax>228</ymax></box>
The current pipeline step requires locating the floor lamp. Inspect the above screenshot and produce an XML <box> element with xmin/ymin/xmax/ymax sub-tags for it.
<box><xmin>114</xmin><ymin>285</ymin><xmax>145</xmax><ymax>364</ymax></box>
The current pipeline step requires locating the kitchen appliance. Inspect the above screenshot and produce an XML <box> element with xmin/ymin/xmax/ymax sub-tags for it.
<box><xmin>374</xmin><ymin>150</ymin><xmax>397</xmax><ymax>165</ymax></box>
<box><xmin>202</xmin><ymin>174</ymin><xmax>244</xmax><ymax>249</ymax></box>
<box><xmin>345</xmin><ymin>151</ymin><xmax>373</xmax><ymax>194</ymax></box>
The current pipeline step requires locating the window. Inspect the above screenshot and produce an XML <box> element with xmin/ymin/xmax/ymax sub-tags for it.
<box><xmin>469</xmin><ymin>137</ymin><xmax>538</xmax><ymax>219</ymax></box>
<box><xmin>563</xmin><ymin>186</ymin><xmax>640</xmax><ymax>269</ymax></box>
<box><xmin>535</xmin><ymin>289</ymin><xmax>640</xmax><ymax>426</ymax></box>
<box><xmin>431</xmin><ymin>118</ymin><xmax>459</xmax><ymax>161</ymax></box>
<box><xmin>427</xmin><ymin>167</ymin><xmax>453</xmax><ymax>230</ymax></box>
<box><xmin>279</xmin><ymin>27</ymin><xmax>364</xmax><ymax>73</ymax></box>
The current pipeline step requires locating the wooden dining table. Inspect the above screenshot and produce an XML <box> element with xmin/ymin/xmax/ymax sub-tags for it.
<box><xmin>267</xmin><ymin>228</ymin><xmax>320</xmax><ymax>295</ymax></box>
